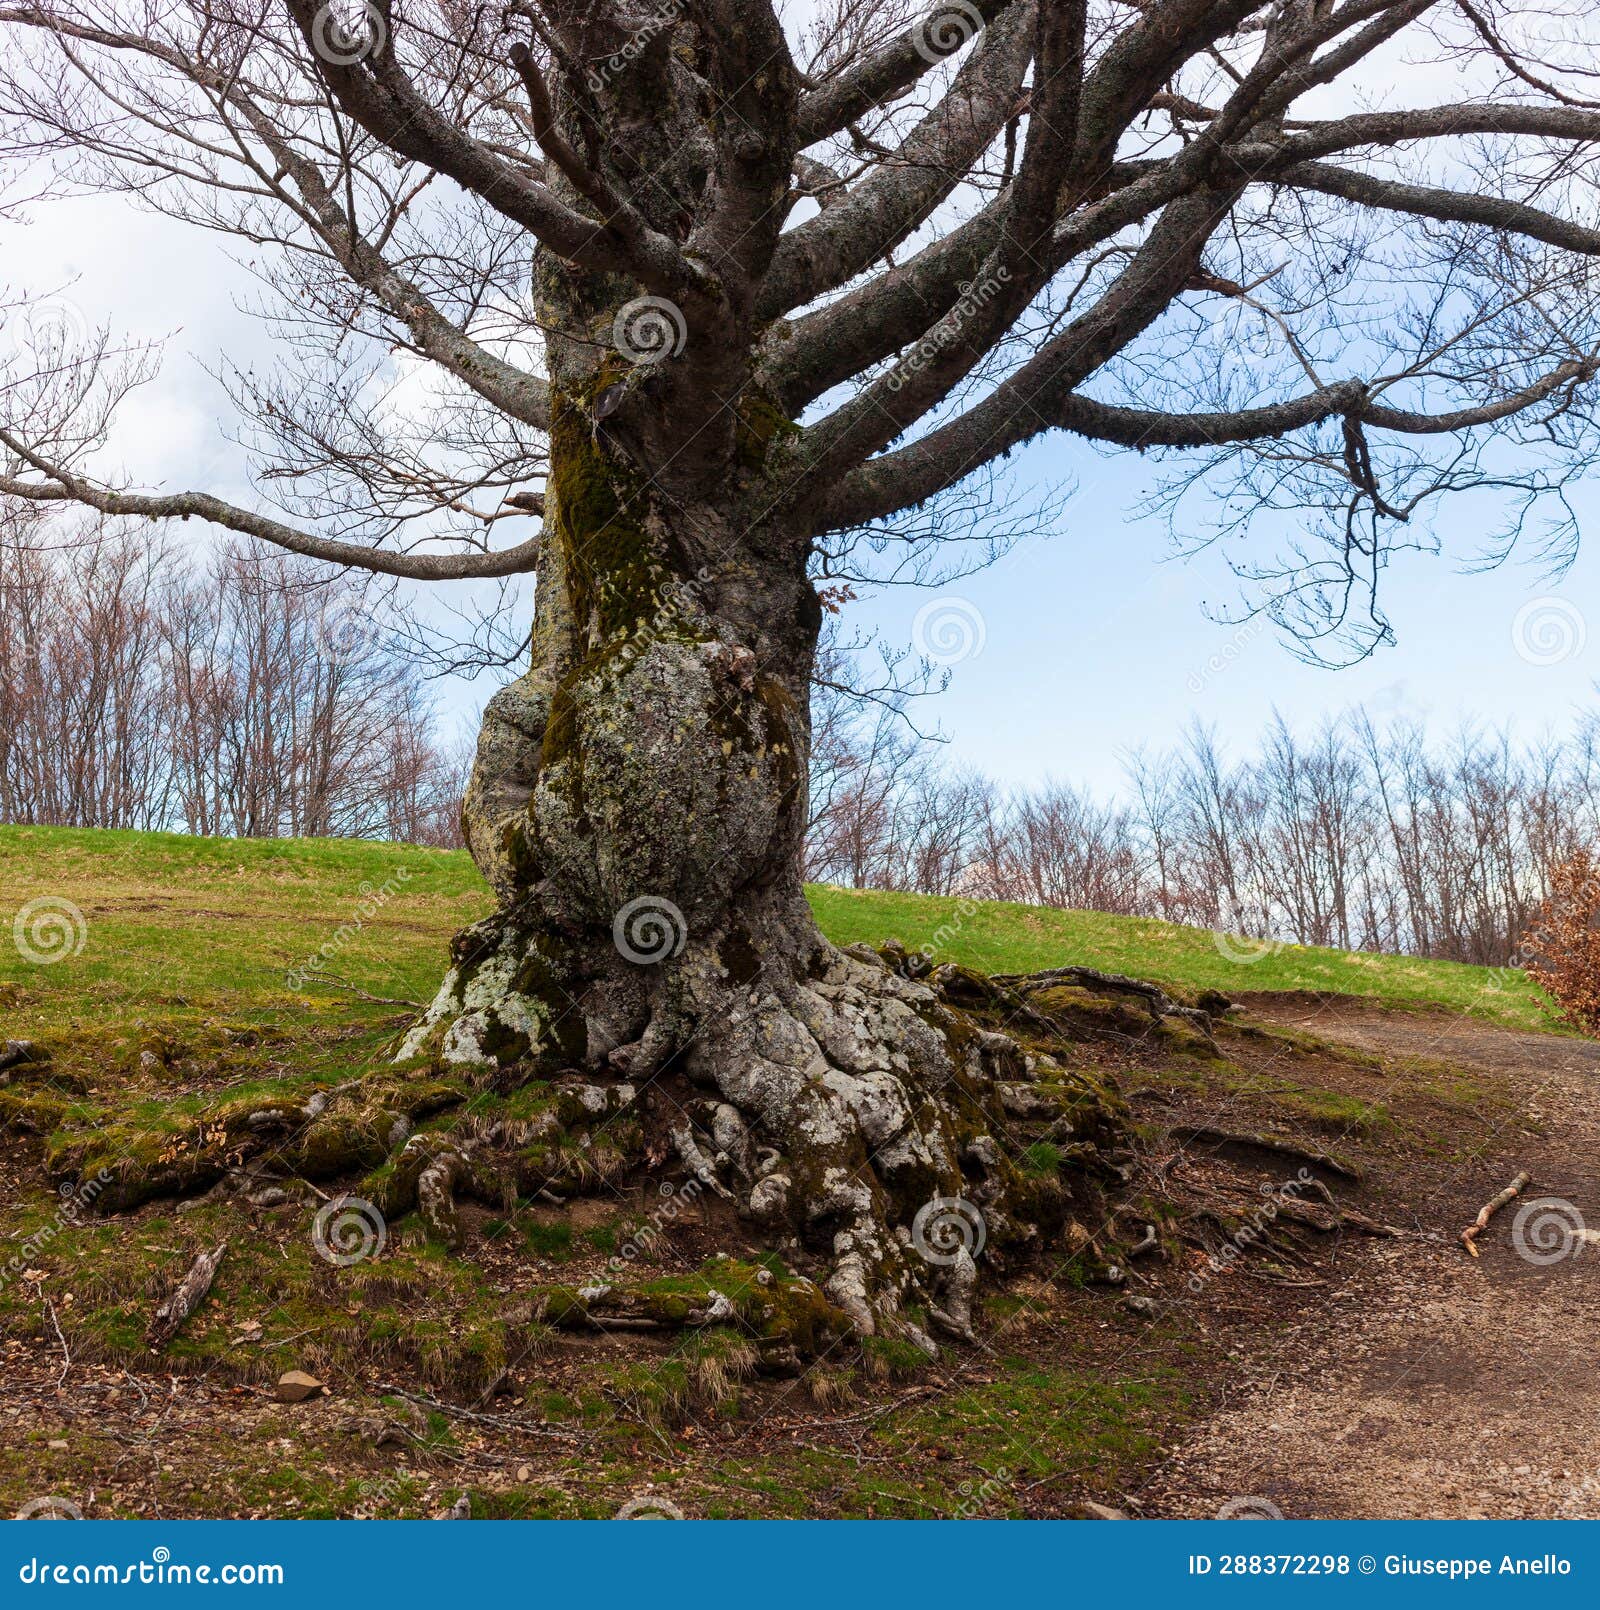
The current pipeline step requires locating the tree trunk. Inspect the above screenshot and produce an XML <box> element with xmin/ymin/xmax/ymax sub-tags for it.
<box><xmin>400</xmin><ymin>376</ymin><xmax>1124</xmax><ymax>1333</ymax></box>
<box><xmin>398</xmin><ymin>53</ymin><xmax>1120</xmax><ymax>1340</ymax></box>
<box><xmin>404</xmin><ymin>372</ymin><xmax>951</xmax><ymax>1333</ymax></box>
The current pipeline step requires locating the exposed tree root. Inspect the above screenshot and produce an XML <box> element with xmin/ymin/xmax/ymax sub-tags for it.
<box><xmin>25</xmin><ymin>936</ymin><xmax>1399</xmax><ymax>1366</ymax></box>
<box><xmin>391</xmin><ymin>901</ymin><xmax>1156</xmax><ymax>1343</ymax></box>
<box><xmin>1165</xmin><ymin>1124</ymin><xmax>1363</xmax><ymax>1182</ymax></box>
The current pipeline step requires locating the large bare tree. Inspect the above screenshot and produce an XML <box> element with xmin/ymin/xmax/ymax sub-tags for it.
<box><xmin>5</xmin><ymin>0</ymin><xmax>1600</xmax><ymax>1329</ymax></box>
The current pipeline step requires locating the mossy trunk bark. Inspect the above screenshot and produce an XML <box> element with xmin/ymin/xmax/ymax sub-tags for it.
<box><xmin>398</xmin><ymin>42</ymin><xmax>1123</xmax><ymax>1336</ymax></box>
<box><xmin>408</xmin><ymin>370</ymin><xmax>822</xmax><ymax>1080</ymax></box>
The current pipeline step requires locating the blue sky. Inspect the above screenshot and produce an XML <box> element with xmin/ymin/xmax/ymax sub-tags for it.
<box><xmin>850</xmin><ymin>430</ymin><xmax>1599</xmax><ymax>794</ymax></box>
<box><xmin>5</xmin><ymin>63</ymin><xmax>1597</xmax><ymax>799</ymax></box>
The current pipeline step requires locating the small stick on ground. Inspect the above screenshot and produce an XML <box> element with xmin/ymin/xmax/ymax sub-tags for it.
<box><xmin>1460</xmin><ymin>1170</ymin><xmax>1531</xmax><ymax>1258</ymax></box>
<box><xmin>147</xmin><ymin>1241</ymin><xmax>227</xmax><ymax>1350</ymax></box>
<box><xmin>40</xmin><ymin>1290</ymin><xmax>71</xmax><ymax>1387</ymax></box>
<box><xmin>293</xmin><ymin>971</ymin><xmax>421</xmax><ymax>1010</ymax></box>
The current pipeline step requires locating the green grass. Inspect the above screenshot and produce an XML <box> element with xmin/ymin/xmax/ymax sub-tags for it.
<box><xmin>0</xmin><ymin>822</ymin><xmax>1560</xmax><ymax>1037</ymax></box>
<box><xmin>1</xmin><ymin>822</ymin><xmax>1553</xmax><ymax>1520</ymax></box>
<box><xmin>808</xmin><ymin>884</ymin><xmax>1559</xmax><ymax>1032</ymax></box>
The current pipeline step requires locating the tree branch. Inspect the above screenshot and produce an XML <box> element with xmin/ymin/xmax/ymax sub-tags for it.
<box><xmin>0</xmin><ymin>433</ymin><xmax>544</xmax><ymax>579</ymax></box>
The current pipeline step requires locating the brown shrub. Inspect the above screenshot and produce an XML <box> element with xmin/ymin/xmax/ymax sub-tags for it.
<box><xmin>1523</xmin><ymin>851</ymin><xmax>1600</xmax><ymax>1033</ymax></box>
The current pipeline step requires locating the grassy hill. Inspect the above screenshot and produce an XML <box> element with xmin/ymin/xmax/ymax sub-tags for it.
<box><xmin>0</xmin><ymin>823</ymin><xmax>1557</xmax><ymax>1035</ymax></box>
<box><xmin>0</xmin><ymin>822</ymin><xmax>1564</xmax><ymax>1519</ymax></box>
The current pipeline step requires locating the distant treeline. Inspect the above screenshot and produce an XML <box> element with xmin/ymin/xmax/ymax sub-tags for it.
<box><xmin>807</xmin><ymin>663</ymin><xmax>1600</xmax><ymax>968</ymax></box>
<box><xmin>8</xmin><ymin>514</ymin><xmax>1593</xmax><ymax>967</ymax></box>
<box><xmin>0</xmin><ymin>513</ymin><xmax>465</xmax><ymax>847</ymax></box>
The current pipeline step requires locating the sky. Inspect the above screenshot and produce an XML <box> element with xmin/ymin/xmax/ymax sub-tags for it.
<box><xmin>3</xmin><ymin>16</ymin><xmax>1597</xmax><ymax>798</ymax></box>
<box><xmin>854</xmin><ymin>432</ymin><xmax>1600</xmax><ymax>793</ymax></box>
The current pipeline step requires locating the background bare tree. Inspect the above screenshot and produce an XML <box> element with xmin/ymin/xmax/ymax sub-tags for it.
<box><xmin>809</xmin><ymin>693</ymin><xmax>1600</xmax><ymax>967</ymax></box>
<box><xmin>0</xmin><ymin>510</ymin><xmax>466</xmax><ymax>843</ymax></box>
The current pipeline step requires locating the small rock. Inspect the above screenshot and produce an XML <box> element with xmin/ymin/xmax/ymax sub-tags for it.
<box><xmin>1122</xmin><ymin>1295</ymin><xmax>1160</xmax><ymax>1320</ymax></box>
<box><xmin>516</xmin><ymin>1465</ymin><xmax>532</xmax><ymax>1483</ymax></box>
<box><xmin>1077</xmin><ymin>1501</ymin><xmax>1128</xmax><ymax>1520</ymax></box>
<box><xmin>47</xmin><ymin>1439</ymin><xmax>68</xmax><ymax>1451</ymax></box>
<box><xmin>436</xmin><ymin>1494</ymin><xmax>471</xmax><ymax>1520</ymax></box>
<box><xmin>275</xmin><ymin>1370</ymin><xmax>324</xmax><ymax>1404</ymax></box>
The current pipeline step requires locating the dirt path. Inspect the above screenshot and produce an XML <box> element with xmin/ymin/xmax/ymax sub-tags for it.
<box><xmin>1144</xmin><ymin>1000</ymin><xmax>1600</xmax><ymax>1520</ymax></box>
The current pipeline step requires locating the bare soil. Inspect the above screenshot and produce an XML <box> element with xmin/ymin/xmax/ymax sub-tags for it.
<box><xmin>1143</xmin><ymin>998</ymin><xmax>1600</xmax><ymax>1519</ymax></box>
<box><xmin>4</xmin><ymin>994</ymin><xmax>1595</xmax><ymax>1519</ymax></box>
